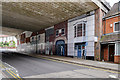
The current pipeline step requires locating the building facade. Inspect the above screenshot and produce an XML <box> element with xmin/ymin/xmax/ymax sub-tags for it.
<box><xmin>101</xmin><ymin>2</ymin><xmax>120</xmax><ymax>63</ymax></box>
<box><xmin>16</xmin><ymin>2</ymin><xmax>110</xmax><ymax>61</ymax></box>
<box><xmin>45</xmin><ymin>26</ymin><xmax>55</xmax><ymax>55</ymax></box>
<box><xmin>54</xmin><ymin>21</ymin><xmax>68</xmax><ymax>56</ymax></box>
<box><xmin>68</xmin><ymin>11</ymin><xmax>98</xmax><ymax>59</ymax></box>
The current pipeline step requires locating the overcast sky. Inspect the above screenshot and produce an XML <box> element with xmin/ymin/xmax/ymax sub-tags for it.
<box><xmin>106</xmin><ymin>0</ymin><xmax>119</xmax><ymax>7</ymax></box>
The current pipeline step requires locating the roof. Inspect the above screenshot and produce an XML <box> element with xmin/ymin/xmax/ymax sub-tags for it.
<box><xmin>105</xmin><ymin>1</ymin><xmax>120</xmax><ymax>18</ymax></box>
<box><xmin>100</xmin><ymin>33</ymin><xmax>120</xmax><ymax>42</ymax></box>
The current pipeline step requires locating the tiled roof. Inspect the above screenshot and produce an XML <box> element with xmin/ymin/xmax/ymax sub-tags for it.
<box><xmin>105</xmin><ymin>2</ymin><xmax>120</xmax><ymax>18</ymax></box>
<box><xmin>100</xmin><ymin>33</ymin><xmax>120</xmax><ymax>42</ymax></box>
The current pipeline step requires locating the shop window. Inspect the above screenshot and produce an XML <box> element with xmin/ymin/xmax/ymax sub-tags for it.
<box><xmin>61</xmin><ymin>28</ymin><xmax>65</xmax><ymax>35</ymax></box>
<box><xmin>114</xmin><ymin>22</ymin><xmax>120</xmax><ymax>32</ymax></box>
<box><xmin>56</xmin><ymin>30</ymin><xmax>59</xmax><ymax>37</ymax></box>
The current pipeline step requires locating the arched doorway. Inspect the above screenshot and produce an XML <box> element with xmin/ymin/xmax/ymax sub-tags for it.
<box><xmin>56</xmin><ymin>40</ymin><xmax>65</xmax><ymax>56</ymax></box>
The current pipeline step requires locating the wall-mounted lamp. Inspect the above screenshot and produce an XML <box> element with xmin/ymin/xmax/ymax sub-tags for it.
<box><xmin>110</xmin><ymin>24</ymin><xmax>113</xmax><ymax>28</ymax></box>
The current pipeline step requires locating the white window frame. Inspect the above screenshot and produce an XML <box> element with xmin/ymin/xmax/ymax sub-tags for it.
<box><xmin>74</xmin><ymin>22</ymin><xmax>86</xmax><ymax>37</ymax></box>
<box><xmin>114</xmin><ymin>21</ymin><xmax>120</xmax><ymax>32</ymax></box>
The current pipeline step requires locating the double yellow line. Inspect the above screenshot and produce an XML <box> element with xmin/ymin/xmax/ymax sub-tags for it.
<box><xmin>0</xmin><ymin>64</ymin><xmax>23</xmax><ymax>80</ymax></box>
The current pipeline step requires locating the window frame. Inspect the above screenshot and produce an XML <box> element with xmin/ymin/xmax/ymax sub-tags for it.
<box><xmin>56</xmin><ymin>30</ymin><xmax>59</xmax><ymax>37</ymax></box>
<box><xmin>37</xmin><ymin>34</ymin><xmax>40</xmax><ymax>41</ymax></box>
<box><xmin>32</xmin><ymin>36</ymin><xmax>34</xmax><ymax>42</ymax></box>
<box><xmin>114</xmin><ymin>21</ymin><xmax>120</xmax><ymax>32</ymax></box>
<box><xmin>74</xmin><ymin>26</ymin><xmax>77</xmax><ymax>38</ymax></box>
<box><xmin>61</xmin><ymin>28</ymin><xmax>65</xmax><ymax>36</ymax></box>
<box><xmin>74</xmin><ymin>22</ymin><xmax>86</xmax><ymax>37</ymax></box>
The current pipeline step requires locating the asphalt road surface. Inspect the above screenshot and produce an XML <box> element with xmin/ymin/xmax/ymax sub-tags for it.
<box><xmin>1</xmin><ymin>51</ymin><xmax>118</xmax><ymax>78</ymax></box>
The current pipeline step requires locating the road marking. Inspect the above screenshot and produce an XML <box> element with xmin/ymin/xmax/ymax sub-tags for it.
<box><xmin>0</xmin><ymin>68</ymin><xmax>9</xmax><ymax>78</ymax></box>
<box><xmin>0</xmin><ymin>64</ymin><xmax>18</xmax><ymax>80</ymax></box>
<box><xmin>0</xmin><ymin>64</ymin><xmax>23</xmax><ymax>80</ymax></box>
<box><xmin>2</xmin><ymin>64</ymin><xmax>23</xmax><ymax>80</ymax></box>
<box><xmin>39</xmin><ymin>56</ymin><xmax>120</xmax><ymax>74</ymax></box>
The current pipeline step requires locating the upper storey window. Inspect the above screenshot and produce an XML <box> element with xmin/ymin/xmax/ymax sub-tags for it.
<box><xmin>114</xmin><ymin>22</ymin><xmax>120</xmax><ymax>32</ymax></box>
<box><xmin>56</xmin><ymin>30</ymin><xmax>59</xmax><ymax>37</ymax></box>
<box><xmin>61</xmin><ymin>28</ymin><xmax>65</xmax><ymax>35</ymax></box>
<box><xmin>74</xmin><ymin>22</ymin><xmax>86</xmax><ymax>37</ymax></box>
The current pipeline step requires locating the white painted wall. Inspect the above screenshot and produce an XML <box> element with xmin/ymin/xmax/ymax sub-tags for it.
<box><xmin>68</xmin><ymin>14</ymin><xmax>97</xmax><ymax>57</ymax></box>
<box><xmin>17</xmin><ymin>32</ymin><xmax>45</xmax><ymax>54</ymax></box>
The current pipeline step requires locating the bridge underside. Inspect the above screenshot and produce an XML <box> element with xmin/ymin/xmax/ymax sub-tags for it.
<box><xmin>2</xmin><ymin>1</ymin><xmax>100</xmax><ymax>35</ymax></box>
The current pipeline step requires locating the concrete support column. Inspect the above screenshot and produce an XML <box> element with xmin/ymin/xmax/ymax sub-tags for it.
<box><xmin>95</xmin><ymin>8</ymin><xmax>104</xmax><ymax>61</ymax></box>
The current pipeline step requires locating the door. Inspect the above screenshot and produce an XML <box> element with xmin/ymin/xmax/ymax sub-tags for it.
<box><xmin>109</xmin><ymin>45</ymin><xmax>115</xmax><ymax>62</ymax></box>
<box><xmin>56</xmin><ymin>40</ymin><xmax>65</xmax><ymax>56</ymax></box>
<box><xmin>76</xmin><ymin>44</ymin><xmax>85</xmax><ymax>58</ymax></box>
<box><xmin>77</xmin><ymin>45</ymin><xmax>82</xmax><ymax>58</ymax></box>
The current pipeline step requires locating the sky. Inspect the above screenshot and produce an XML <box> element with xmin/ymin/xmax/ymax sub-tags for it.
<box><xmin>106</xmin><ymin>0</ymin><xmax>119</xmax><ymax>7</ymax></box>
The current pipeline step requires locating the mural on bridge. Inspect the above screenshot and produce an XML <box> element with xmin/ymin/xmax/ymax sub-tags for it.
<box><xmin>0</xmin><ymin>40</ymin><xmax>16</xmax><ymax>48</ymax></box>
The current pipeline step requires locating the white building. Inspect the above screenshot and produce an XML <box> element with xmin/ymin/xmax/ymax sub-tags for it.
<box><xmin>68</xmin><ymin>11</ymin><xmax>98</xmax><ymax>59</ymax></box>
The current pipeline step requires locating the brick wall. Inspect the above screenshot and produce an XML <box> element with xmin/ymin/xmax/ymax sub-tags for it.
<box><xmin>103</xmin><ymin>16</ymin><xmax>120</xmax><ymax>34</ymax></box>
<box><xmin>114</xmin><ymin>56</ymin><xmax>120</xmax><ymax>63</ymax></box>
<box><xmin>54</xmin><ymin>21</ymin><xmax>68</xmax><ymax>38</ymax></box>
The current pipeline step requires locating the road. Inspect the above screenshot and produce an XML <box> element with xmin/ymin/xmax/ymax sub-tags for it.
<box><xmin>1</xmin><ymin>51</ymin><xmax>118</xmax><ymax>78</ymax></box>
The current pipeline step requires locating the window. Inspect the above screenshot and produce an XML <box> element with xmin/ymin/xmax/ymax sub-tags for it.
<box><xmin>39</xmin><ymin>35</ymin><xmax>40</xmax><ymax>40</ymax></box>
<box><xmin>74</xmin><ymin>23</ymin><xmax>86</xmax><ymax>37</ymax></box>
<box><xmin>32</xmin><ymin>37</ymin><xmax>34</xmax><ymax>42</ymax></box>
<box><xmin>38</xmin><ymin>35</ymin><xmax>40</xmax><ymax>40</ymax></box>
<box><xmin>74</xmin><ymin>26</ymin><xmax>76</xmax><ymax>37</ymax></box>
<box><xmin>56</xmin><ymin>30</ymin><xmax>59</xmax><ymax>36</ymax></box>
<box><xmin>114</xmin><ymin>22</ymin><xmax>120</xmax><ymax>32</ymax></box>
<box><xmin>83</xmin><ymin>23</ymin><xmax>86</xmax><ymax>36</ymax></box>
<box><xmin>77</xmin><ymin>24</ymin><xmax>82</xmax><ymax>37</ymax></box>
<box><xmin>61</xmin><ymin>28</ymin><xmax>65</xmax><ymax>35</ymax></box>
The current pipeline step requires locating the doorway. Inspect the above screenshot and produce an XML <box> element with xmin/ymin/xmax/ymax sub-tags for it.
<box><xmin>75</xmin><ymin>43</ymin><xmax>86</xmax><ymax>58</ymax></box>
<box><xmin>109</xmin><ymin>44</ymin><xmax>115</xmax><ymax>62</ymax></box>
<box><xmin>56</xmin><ymin>40</ymin><xmax>65</xmax><ymax>56</ymax></box>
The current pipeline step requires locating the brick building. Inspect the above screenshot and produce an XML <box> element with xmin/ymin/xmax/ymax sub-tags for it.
<box><xmin>101</xmin><ymin>2</ymin><xmax>120</xmax><ymax>63</ymax></box>
<box><xmin>54</xmin><ymin>21</ymin><xmax>68</xmax><ymax>56</ymax></box>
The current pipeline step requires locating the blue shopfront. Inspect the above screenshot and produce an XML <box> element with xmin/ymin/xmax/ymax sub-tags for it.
<box><xmin>75</xmin><ymin>42</ymin><xmax>86</xmax><ymax>58</ymax></box>
<box><xmin>56</xmin><ymin>40</ymin><xmax>65</xmax><ymax>56</ymax></box>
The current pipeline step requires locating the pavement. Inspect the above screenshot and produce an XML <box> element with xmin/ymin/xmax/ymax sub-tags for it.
<box><xmin>27</xmin><ymin>53</ymin><xmax>120</xmax><ymax>72</ymax></box>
